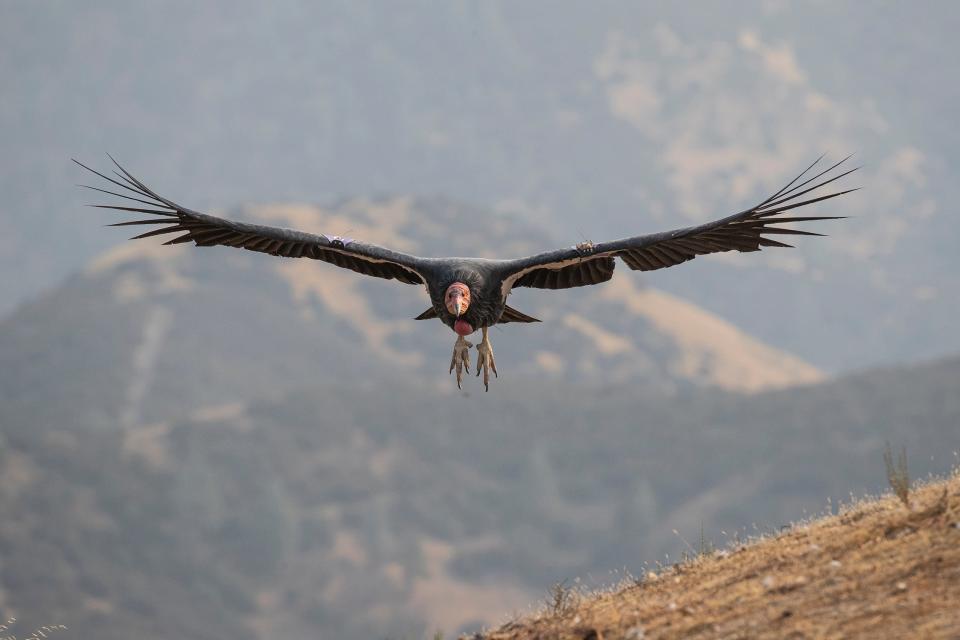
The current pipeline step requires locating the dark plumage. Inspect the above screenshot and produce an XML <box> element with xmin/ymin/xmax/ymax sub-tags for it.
<box><xmin>76</xmin><ymin>154</ymin><xmax>856</xmax><ymax>391</ymax></box>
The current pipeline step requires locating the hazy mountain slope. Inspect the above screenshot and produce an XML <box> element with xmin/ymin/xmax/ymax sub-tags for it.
<box><xmin>2</xmin><ymin>1</ymin><xmax>957</xmax><ymax>369</ymax></box>
<box><xmin>1</xmin><ymin>343</ymin><xmax>956</xmax><ymax>638</ymax></box>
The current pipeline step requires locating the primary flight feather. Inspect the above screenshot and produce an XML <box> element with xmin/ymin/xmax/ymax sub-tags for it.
<box><xmin>76</xmin><ymin>155</ymin><xmax>856</xmax><ymax>391</ymax></box>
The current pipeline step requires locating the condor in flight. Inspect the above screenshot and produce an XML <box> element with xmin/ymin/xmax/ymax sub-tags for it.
<box><xmin>76</xmin><ymin>156</ymin><xmax>855</xmax><ymax>391</ymax></box>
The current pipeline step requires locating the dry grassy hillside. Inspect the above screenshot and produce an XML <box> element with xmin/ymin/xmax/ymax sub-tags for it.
<box><xmin>474</xmin><ymin>473</ymin><xmax>960</xmax><ymax>640</ymax></box>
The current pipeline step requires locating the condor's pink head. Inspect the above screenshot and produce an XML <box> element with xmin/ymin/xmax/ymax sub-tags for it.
<box><xmin>444</xmin><ymin>282</ymin><xmax>474</xmax><ymax>335</ymax></box>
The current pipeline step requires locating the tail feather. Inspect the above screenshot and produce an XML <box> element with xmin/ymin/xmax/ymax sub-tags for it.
<box><xmin>497</xmin><ymin>304</ymin><xmax>541</xmax><ymax>324</ymax></box>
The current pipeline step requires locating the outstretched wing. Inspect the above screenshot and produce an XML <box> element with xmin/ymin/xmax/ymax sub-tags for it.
<box><xmin>75</xmin><ymin>157</ymin><xmax>427</xmax><ymax>285</ymax></box>
<box><xmin>500</xmin><ymin>155</ymin><xmax>857</xmax><ymax>294</ymax></box>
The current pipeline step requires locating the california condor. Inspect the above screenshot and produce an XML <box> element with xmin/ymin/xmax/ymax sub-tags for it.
<box><xmin>75</xmin><ymin>155</ymin><xmax>856</xmax><ymax>391</ymax></box>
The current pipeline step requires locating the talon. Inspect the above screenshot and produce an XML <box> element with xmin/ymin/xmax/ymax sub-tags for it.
<box><xmin>475</xmin><ymin>326</ymin><xmax>497</xmax><ymax>392</ymax></box>
<box><xmin>449</xmin><ymin>335</ymin><xmax>472</xmax><ymax>389</ymax></box>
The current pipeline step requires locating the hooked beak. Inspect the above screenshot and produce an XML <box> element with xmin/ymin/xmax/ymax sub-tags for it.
<box><xmin>453</xmin><ymin>295</ymin><xmax>466</xmax><ymax>318</ymax></box>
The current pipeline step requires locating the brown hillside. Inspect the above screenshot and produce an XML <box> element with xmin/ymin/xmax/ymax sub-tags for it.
<box><xmin>474</xmin><ymin>474</ymin><xmax>960</xmax><ymax>640</ymax></box>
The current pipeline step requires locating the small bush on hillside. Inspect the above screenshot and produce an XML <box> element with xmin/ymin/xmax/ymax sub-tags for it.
<box><xmin>544</xmin><ymin>580</ymin><xmax>579</xmax><ymax>616</ymax></box>
<box><xmin>884</xmin><ymin>442</ymin><xmax>910</xmax><ymax>506</ymax></box>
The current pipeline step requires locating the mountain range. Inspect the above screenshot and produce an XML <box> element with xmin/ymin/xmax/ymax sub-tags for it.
<box><xmin>0</xmin><ymin>196</ymin><xmax>956</xmax><ymax>639</ymax></box>
<box><xmin>3</xmin><ymin>4</ymin><xmax>958</xmax><ymax>637</ymax></box>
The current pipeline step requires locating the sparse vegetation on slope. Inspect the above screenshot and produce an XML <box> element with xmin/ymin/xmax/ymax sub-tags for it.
<box><xmin>474</xmin><ymin>474</ymin><xmax>960</xmax><ymax>639</ymax></box>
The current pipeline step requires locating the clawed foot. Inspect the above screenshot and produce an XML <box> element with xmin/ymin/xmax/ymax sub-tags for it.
<box><xmin>475</xmin><ymin>327</ymin><xmax>497</xmax><ymax>392</ymax></box>
<box><xmin>449</xmin><ymin>335</ymin><xmax>473</xmax><ymax>389</ymax></box>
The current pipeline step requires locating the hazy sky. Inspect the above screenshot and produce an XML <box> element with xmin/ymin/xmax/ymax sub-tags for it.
<box><xmin>2</xmin><ymin>0</ymin><xmax>957</xmax><ymax>369</ymax></box>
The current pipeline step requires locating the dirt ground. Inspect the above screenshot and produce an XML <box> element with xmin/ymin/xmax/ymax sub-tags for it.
<box><xmin>473</xmin><ymin>473</ymin><xmax>960</xmax><ymax>639</ymax></box>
